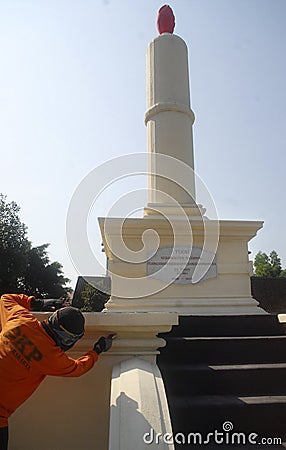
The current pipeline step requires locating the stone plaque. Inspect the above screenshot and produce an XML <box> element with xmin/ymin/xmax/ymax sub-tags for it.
<box><xmin>147</xmin><ymin>246</ymin><xmax>217</xmax><ymax>284</ymax></box>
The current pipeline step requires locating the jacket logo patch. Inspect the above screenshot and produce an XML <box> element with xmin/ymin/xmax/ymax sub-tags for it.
<box><xmin>3</xmin><ymin>326</ymin><xmax>43</xmax><ymax>365</ymax></box>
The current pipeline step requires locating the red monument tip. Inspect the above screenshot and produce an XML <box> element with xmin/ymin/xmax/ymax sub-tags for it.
<box><xmin>157</xmin><ymin>5</ymin><xmax>175</xmax><ymax>35</ymax></box>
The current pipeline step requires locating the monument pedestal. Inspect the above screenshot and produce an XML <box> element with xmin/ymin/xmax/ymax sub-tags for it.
<box><xmin>10</xmin><ymin>311</ymin><xmax>177</xmax><ymax>450</ymax></box>
<box><xmin>99</xmin><ymin>216</ymin><xmax>265</xmax><ymax>315</ymax></box>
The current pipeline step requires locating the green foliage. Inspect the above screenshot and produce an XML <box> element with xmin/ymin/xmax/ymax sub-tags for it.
<box><xmin>81</xmin><ymin>282</ymin><xmax>110</xmax><ymax>312</ymax></box>
<box><xmin>22</xmin><ymin>244</ymin><xmax>71</xmax><ymax>299</ymax></box>
<box><xmin>0</xmin><ymin>194</ymin><xmax>30</xmax><ymax>292</ymax></box>
<box><xmin>254</xmin><ymin>250</ymin><xmax>286</xmax><ymax>278</ymax></box>
<box><xmin>0</xmin><ymin>194</ymin><xmax>70</xmax><ymax>297</ymax></box>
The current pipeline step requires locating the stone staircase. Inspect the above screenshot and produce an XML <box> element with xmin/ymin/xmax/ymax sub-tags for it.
<box><xmin>158</xmin><ymin>315</ymin><xmax>286</xmax><ymax>449</ymax></box>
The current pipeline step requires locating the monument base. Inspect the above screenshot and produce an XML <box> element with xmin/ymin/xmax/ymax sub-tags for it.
<box><xmin>99</xmin><ymin>216</ymin><xmax>265</xmax><ymax>316</ymax></box>
<box><xmin>144</xmin><ymin>202</ymin><xmax>206</xmax><ymax>217</ymax></box>
<box><xmin>104</xmin><ymin>296</ymin><xmax>265</xmax><ymax>315</ymax></box>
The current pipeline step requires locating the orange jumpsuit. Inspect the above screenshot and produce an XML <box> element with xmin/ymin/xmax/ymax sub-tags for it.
<box><xmin>0</xmin><ymin>293</ymin><xmax>98</xmax><ymax>428</ymax></box>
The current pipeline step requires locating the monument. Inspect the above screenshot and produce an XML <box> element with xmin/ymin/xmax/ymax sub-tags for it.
<box><xmin>99</xmin><ymin>5</ymin><xmax>264</xmax><ymax>315</ymax></box>
<box><xmin>10</xmin><ymin>6</ymin><xmax>267</xmax><ymax>450</ymax></box>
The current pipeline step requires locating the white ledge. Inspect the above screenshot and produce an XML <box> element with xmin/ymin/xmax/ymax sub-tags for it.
<box><xmin>34</xmin><ymin>311</ymin><xmax>178</xmax><ymax>357</ymax></box>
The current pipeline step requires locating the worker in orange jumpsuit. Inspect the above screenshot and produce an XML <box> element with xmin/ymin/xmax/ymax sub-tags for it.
<box><xmin>0</xmin><ymin>293</ymin><xmax>114</xmax><ymax>450</ymax></box>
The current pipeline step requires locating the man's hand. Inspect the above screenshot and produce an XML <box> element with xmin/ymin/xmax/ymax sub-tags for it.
<box><xmin>30</xmin><ymin>298</ymin><xmax>44</xmax><ymax>311</ymax></box>
<box><xmin>93</xmin><ymin>334</ymin><xmax>115</xmax><ymax>355</ymax></box>
<box><xmin>31</xmin><ymin>298</ymin><xmax>65</xmax><ymax>312</ymax></box>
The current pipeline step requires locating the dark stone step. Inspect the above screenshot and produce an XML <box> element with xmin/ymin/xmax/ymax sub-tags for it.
<box><xmin>159</xmin><ymin>335</ymin><xmax>286</xmax><ymax>365</ymax></box>
<box><xmin>159</xmin><ymin>314</ymin><xmax>285</xmax><ymax>338</ymax></box>
<box><xmin>168</xmin><ymin>394</ymin><xmax>286</xmax><ymax>440</ymax></box>
<box><xmin>159</xmin><ymin>362</ymin><xmax>286</xmax><ymax>396</ymax></box>
<box><xmin>170</xmin><ymin>440</ymin><xmax>286</xmax><ymax>449</ymax></box>
<box><xmin>158</xmin><ymin>315</ymin><xmax>286</xmax><ymax>449</ymax></box>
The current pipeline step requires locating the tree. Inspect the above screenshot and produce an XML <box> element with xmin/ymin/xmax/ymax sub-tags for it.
<box><xmin>81</xmin><ymin>280</ymin><xmax>110</xmax><ymax>312</ymax></box>
<box><xmin>253</xmin><ymin>250</ymin><xmax>286</xmax><ymax>278</ymax></box>
<box><xmin>269</xmin><ymin>250</ymin><xmax>282</xmax><ymax>277</ymax></box>
<box><xmin>0</xmin><ymin>194</ymin><xmax>71</xmax><ymax>297</ymax></box>
<box><xmin>0</xmin><ymin>194</ymin><xmax>30</xmax><ymax>292</ymax></box>
<box><xmin>22</xmin><ymin>244</ymin><xmax>71</xmax><ymax>299</ymax></box>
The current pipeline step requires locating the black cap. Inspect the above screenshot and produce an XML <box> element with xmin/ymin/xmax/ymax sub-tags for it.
<box><xmin>57</xmin><ymin>307</ymin><xmax>85</xmax><ymax>335</ymax></box>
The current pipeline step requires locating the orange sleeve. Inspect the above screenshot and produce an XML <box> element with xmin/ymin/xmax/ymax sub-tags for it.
<box><xmin>1</xmin><ymin>293</ymin><xmax>35</xmax><ymax>310</ymax></box>
<box><xmin>42</xmin><ymin>349</ymin><xmax>99</xmax><ymax>377</ymax></box>
<box><xmin>0</xmin><ymin>293</ymin><xmax>35</xmax><ymax>331</ymax></box>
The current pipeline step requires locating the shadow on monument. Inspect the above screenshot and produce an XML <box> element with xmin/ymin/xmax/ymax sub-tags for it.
<box><xmin>110</xmin><ymin>391</ymin><xmax>168</xmax><ymax>448</ymax></box>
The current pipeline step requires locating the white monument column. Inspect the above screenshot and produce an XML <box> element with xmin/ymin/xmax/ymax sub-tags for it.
<box><xmin>144</xmin><ymin>5</ymin><xmax>200</xmax><ymax>215</ymax></box>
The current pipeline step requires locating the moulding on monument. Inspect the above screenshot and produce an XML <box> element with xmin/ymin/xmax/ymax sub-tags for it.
<box><xmin>34</xmin><ymin>311</ymin><xmax>178</xmax><ymax>360</ymax></box>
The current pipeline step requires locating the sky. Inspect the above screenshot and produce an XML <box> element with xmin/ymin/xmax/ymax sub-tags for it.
<box><xmin>0</xmin><ymin>0</ymin><xmax>286</xmax><ymax>290</ymax></box>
